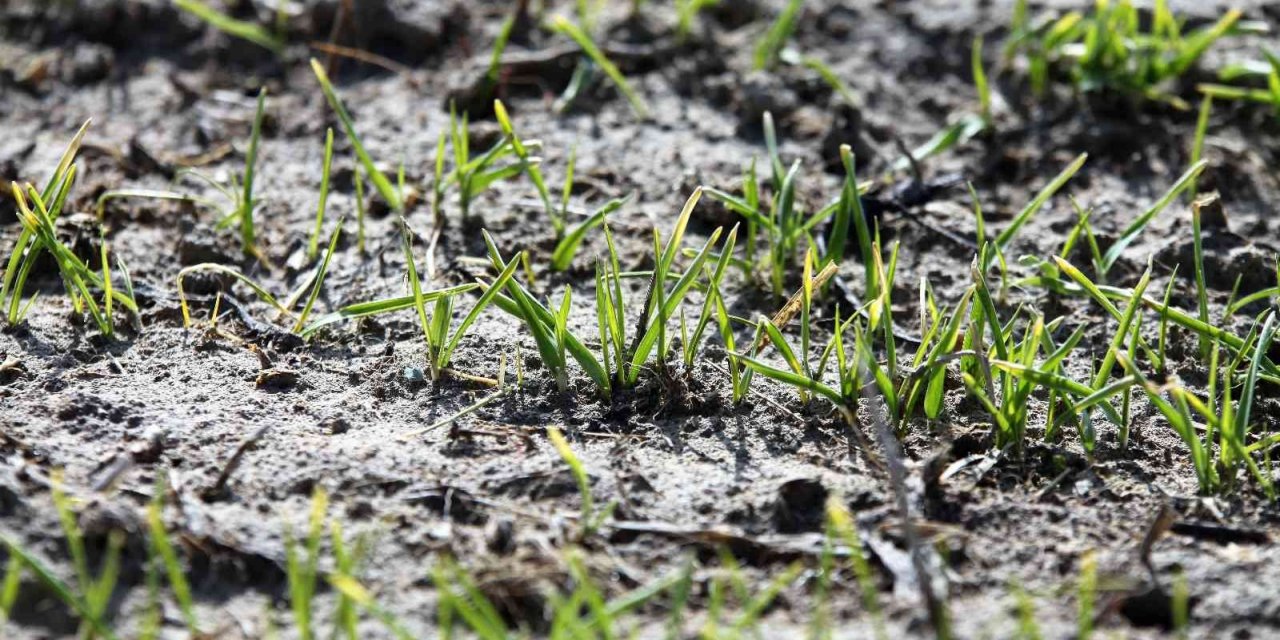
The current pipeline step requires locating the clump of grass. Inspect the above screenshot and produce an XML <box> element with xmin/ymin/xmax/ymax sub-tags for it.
<box><xmin>483</xmin><ymin>231</ymin><xmax>609</xmax><ymax>393</ymax></box>
<box><xmin>0</xmin><ymin>532</ymin><xmax>118</xmax><ymax>640</ymax></box>
<box><xmin>310</xmin><ymin>58</ymin><xmax>403</xmax><ymax>212</ymax></box>
<box><xmin>437</xmin><ymin>102</ymin><xmax>541</xmax><ymax>223</ymax></box>
<box><xmin>2</xmin><ymin>120</ymin><xmax>83</xmax><ymax>325</ymax></box>
<box><xmin>550</xmin><ymin>16</ymin><xmax>651</xmax><ymax>119</ymax></box>
<box><xmin>1004</xmin><ymin>0</ymin><xmax>1243</xmax><ymax>106</ymax></box>
<box><xmin>487</xmin><ymin>187</ymin><xmax>732</xmax><ymax>393</ymax></box>
<box><xmin>51</xmin><ymin>476</ymin><xmax>124</xmax><ymax>640</ymax></box>
<box><xmin>733</xmin><ymin>249</ymin><xmax>891</xmax><ymax>433</ymax></box>
<box><xmin>402</xmin><ymin>218</ymin><xmax>519</xmax><ymax>380</ymax></box>
<box><xmin>9</xmin><ymin>173</ymin><xmax>138</xmax><ymax>337</ymax></box>
<box><xmin>174</xmin><ymin>0</ymin><xmax>284</xmax><ymax>53</ymax></box>
<box><xmin>706</xmin><ymin>113</ymin><xmax>862</xmax><ymax>297</ymax></box>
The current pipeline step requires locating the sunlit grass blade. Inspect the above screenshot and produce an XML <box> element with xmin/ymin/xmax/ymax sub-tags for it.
<box><xmin>148</xmin><ymin>477</ymin><xmax>200</xmax><ymax>635</ymax></box>
<box><xmin>293</xmin><ymin>218</ymin><xmax>343</xmax><ymax>333</ymax></box>
<box><xmin>310</xmin><ymin>58</ymin><xmax>402</xmax><ymax>211</ymax></box>
<box><xmin>493</xmin><ymin>100</ymin><xmax>556</xmax><ymax>231</ymax></box>
<box><xmin>550</xmin><ymin>16</ymin><xmax>650</xmax><ymax>119</ymax></box>
<box><xmin>1099</xmin><ymin>160</ymin><xmax>1207</xmax><ymax>273</ymax></box>
<box><xmin>551</xmin><ymin>196</ymin><xmax>629</xmax><ymax>270</ymax></box>
<box><xmin>298</xmin><ymin>284</ymin><xmax>477</xmax><ymax>337</ymax></box>
<box><xmin>175</xmin><ymin>0</ymin><xmax>284</xmax><ymax>53</ymax></box>
<box><xmin>987</xmin><ymin>153</ymin><xmax>1087</xmax><ymax>270</ymax></box>
<box><xmin>235</xmin><ymin>88</ymin><xmax>268</xmax><ymax>257</ymax></box>
<box><xmin>753</xmin><ymin>0</ymin><xmax>803</xmax><ymax>70</ymax></box>
<box><xmin>307</xmin><ymin>128</ymin><xmax>334</xmax><ymax>260</ymax></box>
<box><xmin>0</xmin><ymin>535</ymin><xmax>118</xmax><ymax>640</ymax></box>
<box><xmin>176</xmin><ymin>264</ymin><xmax>287</xmax><ymax>329</ymax></box>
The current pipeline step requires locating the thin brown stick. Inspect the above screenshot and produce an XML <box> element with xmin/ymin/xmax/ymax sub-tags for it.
<box><xmin>309</xmin><ymin>41</ymin><xmax>417</xmax><ymax>83</ymax></box>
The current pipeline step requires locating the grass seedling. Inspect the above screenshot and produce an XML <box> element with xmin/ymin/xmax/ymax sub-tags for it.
<box><xmin>489</xmin><ymin>188</ymin><xmax>729</xmax><ymax>392</ymax></box>
<box><xmin>175</xmin><ymin>0</ymin><xmax>284</xmax><ymax>53</ymax></box>
<box><xmin>675</xmin><ymin>0</ymin><xmax>719</xmax><ymax>43</ymax></box>
<box><xmin>10</xmin><ymin>180</ymin><xmax>138</xmax><ymax>337</ymax></box>
<box><xmin>354</xmin><ymin>165</ymin><xmax>367</xmax><ymax>253</ymax></box>
<box><xmin>493</xmin><ymin>100</ymin><xmax>558</xmax><ymax>234</ymax></box>
<box><xmin>311</xmin><ymin>58</ymin><xmax>403</xmax><ymax>212</ymax></box>
<box><xmin>983</xmin><ymin>152</ymin><xmax>1088</xmax><ymax>272</ymax></box>
<box><xmin>1191</xmin><ymin>194</ymin><xmax>1213</xmax><ymax>360</ymax></box>
<box><xmin>330</xmin><ymin>571</ymin><xmax>415</xmax><ymax>638</ymax></box>
<box><xmin>826</xmin><ymin>495</ymin><xmax>887</xmax><ymax>640</ymax></box>
<box><xmin>94</xmin><ymin>188</ymin><xmax>216</xmax><ymax>221</ymax></box>
<box><xmin>1097</xmin><ymin>160</ymin><xmax>1206</xmax><ymax>278</ymax></box>
<box><xmin>292</xmin><ymin>219</ymin><xmax>343</xmax><ymax>333</ymax></box>
<box><xmin>1190</xmin><ymin>95</ymin><xmax>1212</xmax><ymax>200</ymax></box>
<box><xmin>176</xmin><ymin>263</ymin><xmax>288</xmax><ymax>329</ymax></box>
<box><xmin>402</xmin><ymin>218</ymin><xmax>519</xmax><ymax>380</ymax></box>
<box><xmin>0</xmin><ymin>534</ymin><xmax>118</xmax><ymax>640</ymax></box>
<box><xmin>148</xmin><ymin>475</ymin><xmax>200</xmax><ymax>635</ymax></box>
<box><xmin>1199</xmin><ymin>49</ymin><xmax>1280</xmax><ymax>116</ymax></box>
<box><xmin>550</xmin><ymin>16</ymin><xmax>651</xmax><ymax>119</ymax></box>
<box><xmin>681</xmin><ymin>225</ymin><xmax>739</xmax><ymax>368</ymax></box>
<box><xmin>481</xmin><ymin>6</ymin><xmax>518</xmax><ymax>100</ymax></box>
<box><xmin>1012</xmin><ymin>582</ymin><xmax>1043</xmax><ymax>640</ymax></box>
<box><xmin>483</xmin><ymin>231</ymin><xmax>609</xmax><ymax>393</ymax></box>
<box><xmin>284</xmin><ymin>488</ymin><xmax>328</xmax><ymax>640</ymax></box>
<box><xmin>1077</xmin><ymin>552</ymin><xmax>1097</xmax><ymax>640</ymax></box>
<box><xmin>551</xmin><ymin>195</ymin><xmax>629</xmax><ymax>270</ymax></box>
<box><xmin>1</xmin><ymin>554</ymin><xmax>19</xmax><ymax>622</ymax></box>
<box><xmin>440</xmin><ymin>103</ymin><xmax>536</xmax><ymax>221</ymax></box>
<box><xmin>3</xmin><ymin>120</ymin><xmax>87</xmax><ymax>325</ymax></box>
<box><xmin>547</xmin><ymin>426</ymin><xmax>616</xmax><ymax>538</ymax></box>
<box><xmin>307</xmin><ymin>128</ymin><xmax>334</xmax><ymax>260</ymax></box>
<box><xmin>753</xmin><ymin>0</ymin><xmax>803</xmax><ymax>71</ymax></box>
<box><xmin>616</xmin><ymin>188</ymin><xmax>727</xmax><ymax>385</ymax></box>
<box><xmin>51</xmin><ymin>477</ymin><xmax>123</xmax><ymax>640</ymax></box>
<box><xmin>734</xmin><ymin>262</ymin><xmax>892</xmax><ymax>433</ymax></box>
<box><xmin>973</xmin><ymin>35</ymin><xmax>992</xmax><ymax>126</ymax></box>
<box><xmin>780</xmin><ymin>51</ymin><xmax>860</xmax><ymax>108</ymax></box>
<box><xmin>706</xmin><ymin>114</ymin><xmax>861</xmax><ymax>297</ymax></box>
<box><xmin>235</xmin><ymin>88</ymin><xmax>268</xmax><ymax>257</ymax></box>
<box><xmin>330</xmin><ymin>522</ymin><xmax>365</xmax><ymax>640</ymax></box>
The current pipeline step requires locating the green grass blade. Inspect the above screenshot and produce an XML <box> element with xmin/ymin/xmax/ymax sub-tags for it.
<box><xmin>550</xmin><ymin>17</ymin><xmax>650</xmax><ymax>119</ymax></box>
<box><xmin>552</xmin><ymin>196</ymin><xmax>629</xmax><ymax>271</ymax></box>
<box><xmin>293</xmin><ymin>218</ymin><xmax>343</xmax><ymax>333</ymax></box>
<box><xmin>175</xmin><ymin>0</ymin><xmax>283</xmax><ymax>52</ymax></box>
<box><xmin>308</xmin><ymin>128</ymin><xmax>335</xmax><ymax>260</ymax></box>
<box><xmin>439</xmin><ymin>255</ymin><xmax>521</xmax><ymax>370</ymax></box>
<box><xmin>1100</xmin><ymin>161</ymin><xmax>1207</xmax><ymax>272</ymax></box>
<box><xmin>753</xmin><ymin>0</ymin><xmax>804</xmax><ymax>70</ymax></box>
<box><xmin>310</xmin><ymin>59</ymin><xmax>402</xmax><ymax>211</ymax></box>
<box><xmin>989</xmin><ymin>153</ymin><xmax>1087</xmax><ymax>270</ymax></box>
